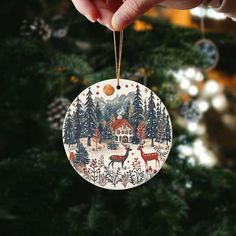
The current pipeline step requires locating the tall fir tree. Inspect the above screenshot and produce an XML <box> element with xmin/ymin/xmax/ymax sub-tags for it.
<box><xmin>95</xmin><ymin>102</ymin><xmax>103</xmax><ymax>123</ymax></box>
<box><xmin>132</xmin><ymin>85</ymin><xmax>144</xmax><ymax>125</ymax></box>
<box><xmin>123</xmin><ymin>101</ymin><xmax>131</xmax><ymax>121</ymax></box>
<box><xmin>73</xmin><ymin>97</ymin><xmax>83</xmax><ymax>146</ymax></box>
<box><xmin>132</xmin><ymin>85</ymin><xmax>144</xmax><ymax>143</ymax></box>
<box><xmin>146</xmin><ymin>92</ymin><xmax>157</xmax><ymax>147</ymax></box>
<box><xmin>163</xmin><ymin>115</ymin><xmax>171</xmax><ymax>144</ymax></box>
<box><xmin>101</xmin><ymin>121</ymin><xmax>113</xmax><ymax>142</ymax></box>
<box><xmin>63</xmin><ymin>110</ymin><xmax>74</xmax><ymax>147</ymax></box>
<box><xmin>144</xmin><ymin>99</ymin><xmax>148</xmax><ymax>119</ymax></box>
<box><xmin>156</xmin><ymin>108</ymin><xmax>166</xmax><ymax>143</ymax></box>
<box><xmin>156</xmin><ymin>100</ymin><xmax>162</xmax><ymax>142</ymax></box>
<box><xmin>73</xmin><ymin>143</ymin><xmax>90</xmax><ymax>165</ymax></box>
<box><xmin>83</xmin><ymin>87</ymin><xmax>97</xmax><ymax>146</ymax></box>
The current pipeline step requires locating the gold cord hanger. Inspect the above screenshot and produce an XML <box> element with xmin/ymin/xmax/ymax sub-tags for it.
<box><xmin>113</xmin><ymin>30</ymin><xmax>124</xmax><ymax>89</ymax></box>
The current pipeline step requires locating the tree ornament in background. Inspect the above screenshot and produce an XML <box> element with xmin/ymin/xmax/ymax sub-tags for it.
<box><xmin>180</xmin><ymin>100</ymin><xmax>202</xmax><ymax>123</ymax></box>
<box><xmin>20</xmin><ymin>17</ymin><xmax>52</xmax><ymax>40</ymax></box>
<box><xmin>62</xmin><ymin>79</ymin><xmax>172</xmax><ymax>190</ymax></box>
<box><xmin>194</xmin><ymin>39</ymin><xmax>219</xmax><ymax>71</ymax></box>
<box><xmin>47</xmin><ymin>97</ymin><xmax>71</xmax><ymax>131</ymax></box>
<box><xmin>51</xmin><ymin>15</ymin><xmax>69</xmax><ymax>39</ymax></box>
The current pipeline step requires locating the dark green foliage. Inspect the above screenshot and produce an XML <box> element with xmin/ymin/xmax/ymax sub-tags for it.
<box><xmin>0</xmin><ymin>2</ymin><xmax>236</xmax><ymax>236</ymax></box>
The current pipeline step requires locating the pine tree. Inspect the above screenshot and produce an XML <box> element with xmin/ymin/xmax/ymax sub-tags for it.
<box><xmin>132</xmin><ymin>85</ymin><xmax>144</xmax><ymax>125</ymax></box>
<box><xmin>157</xmin><ymin>108</ymin><xmax>166</xmax><ymax>143</ymax></box>
<box><xmin>83</xmin><ymin>87</ymin><xmax>97</xmax><ymax>146</ymax></box>
<box><xmin>95</xmin><ymin>102</ymin><xmax>103</xmax><ymax>123</ymax></box>
<box><xmin>163</xmin><ymin>115</ymin><xmax>171</xmax><ymax>144</ymax></box>
<box><xmin>144</xmin><ymin>100</ymin><xmax>148</xmax><ymax>118</ymax></box>
<box><xmin>146</xmin><ymin>92</ymin><xmax>157</xmax><ymax>147</ymax></box>
<box><xmin>107</xmin><ymin>139</ymin><xmax>119</xmax><ymax>150</ymax></box>
<box><xmin>73</xmin><ymin>143</ymin><xmax>90</xmax><ymax>165</ymax></box>
<box><xmin>137</xmin><ymin>122</ymin><xmax>146</xmax><ymax>145</ymax></box>
<box><xmin>123</xmin><ymin>101</ymin><xmax>131</xmax><ymax>121</ymax></box>
<box><xmin>101</xmin><ymin>121</ymin><xmax>113</xmax><ymax>142</ymax></box>
<box><xmin>63</xmin><ymin>110</ymin><xmax>74</xmax><ymax>147</ymax></box>
<box><xmin>73</xmin><ymin>97</ymin><xmax>83</xmax><ymax>146</ymax></box>
<box><xmin>132</xmin><ymin>85</ymin><xmax>144</xmax><ymax>143</ymax></box>
<box><xmin>156</xmin><ymin>100</ymin><xmax>162</xmax><ymax>142</ymax></box>
<box><xmin>92</xmin><ymin>127</ymin><xmax>101</xmax><ymax>150</ymax></box>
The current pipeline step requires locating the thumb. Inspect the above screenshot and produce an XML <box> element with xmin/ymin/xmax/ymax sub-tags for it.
<box><xmin>111</xmin><ymin>0</ymin><xmax>162</xmax><ymax>31</ymax></box>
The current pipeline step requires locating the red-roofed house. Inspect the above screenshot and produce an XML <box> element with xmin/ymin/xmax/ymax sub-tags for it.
<box><xmin>111</xmin><ymin>116</ymin><xmax>133</xmax><ymax>143</ymax></box>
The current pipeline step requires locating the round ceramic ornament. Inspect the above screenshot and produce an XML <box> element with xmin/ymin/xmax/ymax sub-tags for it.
<box><xmin>194</xmin><ymin>39</ymin><xmax>219</xmax><ymax>71</ymax></box>
<box><xmin>62</xmin><ymin>79</ymin><xmax>172</xmax><ymax>190</ymax></box>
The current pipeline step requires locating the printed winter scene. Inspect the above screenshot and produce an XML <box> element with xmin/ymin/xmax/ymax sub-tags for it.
<box><xmin>63</xmin><ymin>79</ymin><xmax>172</xmax><ymax>190</ymax></box>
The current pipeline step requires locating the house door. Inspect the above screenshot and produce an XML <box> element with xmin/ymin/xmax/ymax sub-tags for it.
<box><xmin>122</xmin><ymin>136</ymin><xmax>128</xmax><ymax>143</ymax></box>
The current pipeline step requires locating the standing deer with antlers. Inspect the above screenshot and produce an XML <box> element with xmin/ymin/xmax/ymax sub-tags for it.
<box><xmin>137</xmin><ymin>146</ymin><xmax>161</xmax><ymax>169</ymax></box>
<box><xmin>108</xmin><ymin>144</ymin><xmax>132</xmax><ymax>169</ymax></box>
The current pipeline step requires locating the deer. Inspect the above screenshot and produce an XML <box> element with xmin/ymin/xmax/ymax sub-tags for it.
<box><xmin>108</xmin><ymin>144</ymin><xmax>132</xmax><ymax>169</ymax></box>
<box><xmin>137</xmin><ymin>146</ymin><xmax>161</xmax><ymax>169</ymax></box>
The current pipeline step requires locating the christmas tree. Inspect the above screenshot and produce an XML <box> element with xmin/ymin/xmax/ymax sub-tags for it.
<box><xmin>63</xmin><ymin>110</ymin><xmax>74</xmax><ymax>147</ymax></box>
<box><xmin>146</xmin><ymin>92</ymin><xmax>157</xmax><ymax>147</ymax></box>
<box><xmin>73</xmin><ymin>143</ymin><xmax>90</xmax><ymax>166</ymax></box>
<box><xmin>132</xmin><ymin>84</ymin><xmax>144</xmax><ymax>144</ymax></box>
<box><xmin>83</xmin><ymin>87</ymin><xmax>97</xmax><ymax>146</ymax></box>
<box><xmin>73</xmin><ymin>97</ymin><xmax>83</xmax><ymax>146</ymax></box>
<box><xmin>0</xmin><ymin>1</ymin><xmax>236</xmax><ymax>235</ymax></box>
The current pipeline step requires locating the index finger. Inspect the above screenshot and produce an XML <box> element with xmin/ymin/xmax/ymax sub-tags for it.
<box><xmin>71</xmin><ymin>0</ymin><xmax>100</xmax><ymax>22</ymax></box>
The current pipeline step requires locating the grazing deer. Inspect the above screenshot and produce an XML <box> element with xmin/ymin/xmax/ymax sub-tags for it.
<box><xmin>108</xmin><ymin>144</ymin><xmax>132</xmax><ymax>169</ymax></box>
<box><xmin>137</xmin><ymin>146</ymin><xmax>161</xmax><ymax>169</ymax></box>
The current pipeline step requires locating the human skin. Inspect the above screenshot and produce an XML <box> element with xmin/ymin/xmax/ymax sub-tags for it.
<box><xmin>71</xmin><ymin>0</ymin><xmax>203</xmax><ymax>30</ymax></box>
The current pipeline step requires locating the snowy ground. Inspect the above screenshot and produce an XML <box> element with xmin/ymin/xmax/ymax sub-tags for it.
<box><xmin>65</xmin><ymin>138</ymin><xmax>170</xmax><ymax>171</ymax></box>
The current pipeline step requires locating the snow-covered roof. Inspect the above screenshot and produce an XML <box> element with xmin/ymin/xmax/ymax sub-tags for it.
<box><xmin>111</xmin><ymin>118</ymin><xmax>132</xmax><ymax>131</ymax></box>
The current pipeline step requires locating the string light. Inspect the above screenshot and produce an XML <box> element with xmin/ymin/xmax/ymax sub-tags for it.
<box><xmin>191</xmin><ymin>7</ymin><xmax>227</xmax><ymax>20</ymax></box>
<box><xmin>189</xmin><ymin>85</ymin><xmax>199</xmax><ymax>96</ymax></box>
<box><xmin>212</xmin><ymin>94</ymin><xmax>227</xmax><ymax>111</ymax></box>
<box><xmin>203</xmin><ymin>80</ymin><xmax>221</xmax><ymax>97</ymax></box>
<box><xmin>193</xmin><ymin>139</ymin><xmax>217</xmax><ymax>167</ymax></box>
<box><xmin>197</xmin><ymin>100</ymin><xmax>210</xmax><ymax>112</ymax></box>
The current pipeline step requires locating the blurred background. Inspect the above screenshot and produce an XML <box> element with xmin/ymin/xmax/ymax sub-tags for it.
<box><xmin>0</xmin><ymin>0</ymin><xmax>236</xmax><ymax>235</ymax></box>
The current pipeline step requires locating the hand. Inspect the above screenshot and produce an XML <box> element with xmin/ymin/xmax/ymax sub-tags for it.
<box><xmin>71</xmin><ymin>0</ymin><xmax>203</xmax><ymax>30</ymax></box>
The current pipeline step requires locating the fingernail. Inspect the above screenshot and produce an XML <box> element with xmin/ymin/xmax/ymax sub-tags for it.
<box><xmin>112</xmin><ymin>13</ymin><xmax>128</xmax><ymax>31</ymax></box>
<box><xmin>111</xmin><ymin>14</ymin><xmax>122</xmax><ymax>31</ymax></box>
<box><xmin>85</xmin><ymin>14</ymin><xmax>96</xmax><ymax>23</ymax></box>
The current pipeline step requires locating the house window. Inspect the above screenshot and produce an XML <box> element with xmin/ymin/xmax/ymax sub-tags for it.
<box><xmin>129</xmin><ymin>130</ymin><xmax>132</xmax><ymax>135</ymax></box>
<box><xmin>115</xmin><ymin>136</ymin><xmax>118</xmax><ymax>141</ymax></box>
<box><xmin>122</xmin><ymin>131</ymin><xmax>124</xmax><ymax>134</ymax></box>
<box><xmin>123</xmin><ymin>124</ymin><xmax>127</xmax><ymax>129</ymax></box>
<box><xmin>119</xmin><ymin>136</ymin><xmax>122</xmax><ymax>141</ymax></box>
<box><xmin>117</xmin><ymin>130</ymin><xmax>120</xmax><ymax>135</ymax></box>
<box><xmin>125</xmin><ymin>131</ymin><xmax>128</xmax><ymax>134</ymax></box>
